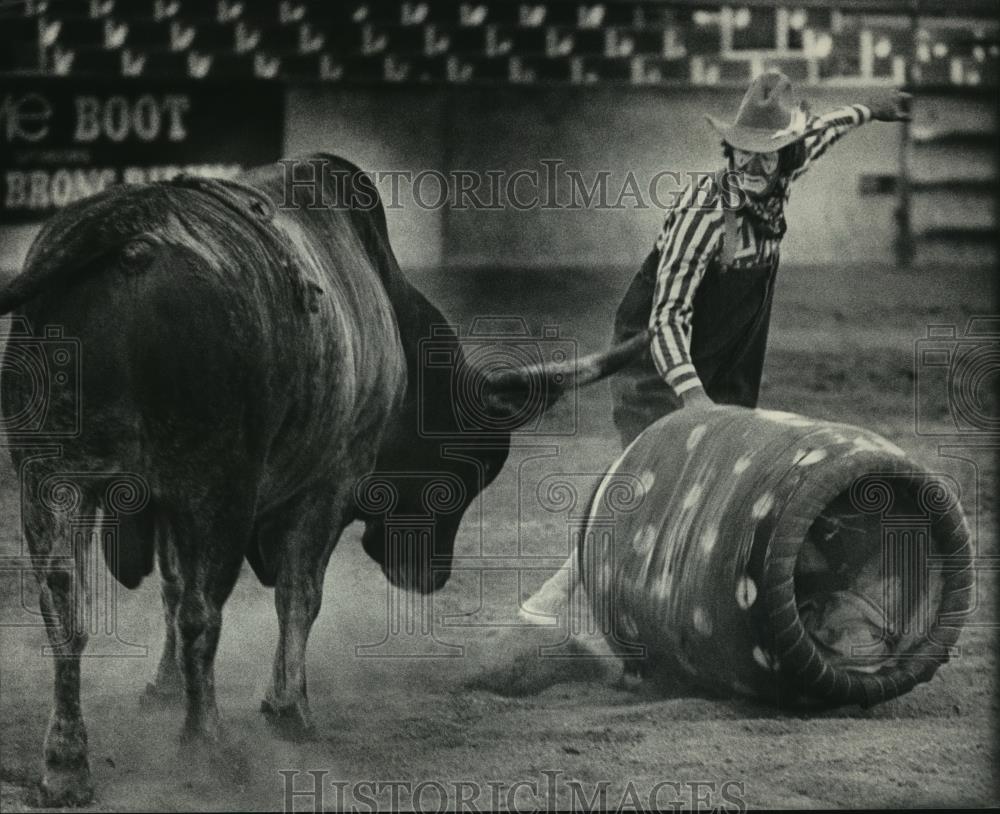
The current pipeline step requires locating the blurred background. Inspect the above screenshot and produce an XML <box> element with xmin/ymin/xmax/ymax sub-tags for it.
<box><xmin>0</xmin><ymin>0</ymin><xmax>996</xmax><ymax>276</ymax></box>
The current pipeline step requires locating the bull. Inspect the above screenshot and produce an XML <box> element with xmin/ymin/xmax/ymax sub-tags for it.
<box><xmin>0</xmin><ymin>154</ymin><xmax>647</xmax><ymax>805</ymax></box>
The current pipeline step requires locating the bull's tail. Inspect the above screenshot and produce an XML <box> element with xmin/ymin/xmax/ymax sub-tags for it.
<box><xmin>0</xmin><ymin>248</ymin><xmax>114</xmax><ymax>316</ymax></box>
<box><xmin>0</xmin><ymin>273</ymin><xmax>44</xmax><ymax>316</ymax></box>
<box><xmin>0</xmin><ymin>185</ymin><xmax>145</xmax><ymax>316</ymax></box>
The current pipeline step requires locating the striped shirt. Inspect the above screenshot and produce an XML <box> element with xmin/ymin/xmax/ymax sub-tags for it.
<box><xmin>649</xmin><ymin>103</ymin><xmax>872</xmax><ymax>397</ymax></box>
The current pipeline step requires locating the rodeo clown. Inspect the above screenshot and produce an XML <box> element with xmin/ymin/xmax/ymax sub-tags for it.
<box><xmin>611</xmin><ymin>71</ymin><xmax>911</xmax><ymax>446</ymax></box>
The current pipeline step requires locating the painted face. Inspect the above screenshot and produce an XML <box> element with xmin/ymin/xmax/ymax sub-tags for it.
<box><xmin>731</xmin><ymin>148</ymin><xmax>780</xmax><ymax>197</ymax></box>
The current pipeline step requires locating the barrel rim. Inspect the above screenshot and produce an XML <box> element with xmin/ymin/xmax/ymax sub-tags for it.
<box><xmin>764</xmin><ymin>449</ymin><xmax>974</xmax><ymax>707</ymax></box>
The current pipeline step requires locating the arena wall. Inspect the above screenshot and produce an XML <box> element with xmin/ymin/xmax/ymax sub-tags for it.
<box><xmin>1</xmin><ymin>88</ymin><xmax>993</xmax><ymax>276</ymax></box>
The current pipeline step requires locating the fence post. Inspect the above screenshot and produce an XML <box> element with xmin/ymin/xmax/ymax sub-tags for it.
<box><xmin>893</xmin><ymin>1</ymin><xmax>918</xmax><ymax>268</ymax></box>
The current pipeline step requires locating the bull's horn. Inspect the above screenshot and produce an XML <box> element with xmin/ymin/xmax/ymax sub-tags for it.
<box><xmin>482</xmin><ymin>329</ymin><xmax>651</xmax><ymax>418</ymax></box>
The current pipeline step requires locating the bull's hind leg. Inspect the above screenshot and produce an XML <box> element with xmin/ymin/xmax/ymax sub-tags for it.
<box><xmin>25</xmin><ymin>488</ymin><xmax>99</xmax><ymax>806</ymax></box>
<box><xmin>141</xmin><ymin>517</ymin><xmax>184</xmax><ymax>707</ymax></box>
<box><xmin>261</xmin><ymin>484</ymin><xmax>349</xmax><ymax>740</ymax></box>
<box><xmin>167</xmin><ymin>498</ymin><xmax>250</xmax><ymax>743</ymax></box>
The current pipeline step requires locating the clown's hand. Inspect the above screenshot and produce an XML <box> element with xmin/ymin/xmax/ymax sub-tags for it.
<box><xmin>680</xmin><ymin>386</ymin><xmax>714</xmax><ymax>409</ymax></box>
<box><xmin>864</xmin><ymin>88</ymin><xmax>912</xmax><ymax>122</ymax></box>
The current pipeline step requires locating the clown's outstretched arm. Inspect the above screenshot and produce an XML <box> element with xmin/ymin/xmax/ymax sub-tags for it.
<box><xmin>790</xmin><ymin>88</ymin><xmax>911</xmax><ymax>182</ymax></box>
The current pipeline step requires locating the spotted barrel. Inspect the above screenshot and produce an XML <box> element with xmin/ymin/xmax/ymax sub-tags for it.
<box><xmin>581</xmin><ymin>405</ymin><xmax>974</xmax><ymax>708</ymax></box>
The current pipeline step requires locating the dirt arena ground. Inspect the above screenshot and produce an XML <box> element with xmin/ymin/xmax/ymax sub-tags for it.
<box><xmin>1</xmin><ymin>260</ymin><xmax>997</xmax><ymax>810</ymax></box>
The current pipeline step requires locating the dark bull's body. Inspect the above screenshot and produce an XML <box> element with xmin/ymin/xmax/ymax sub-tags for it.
<box><xmin>0</xmin><ymin>154</ymin><xmax>646</xmax><ymax>805</ymax></box>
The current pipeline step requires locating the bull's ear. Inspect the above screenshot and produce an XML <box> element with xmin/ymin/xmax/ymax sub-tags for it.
<box><xmin>481</xmin><ymin>329</ymin><xmax>651</xmax><ymax>423</ymax></box>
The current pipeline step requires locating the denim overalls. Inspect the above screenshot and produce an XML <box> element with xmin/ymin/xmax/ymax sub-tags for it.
<box><xmin>610</xmin><ymin>205</ymin><xmax>781</xmax><ymax>447</ymax></box>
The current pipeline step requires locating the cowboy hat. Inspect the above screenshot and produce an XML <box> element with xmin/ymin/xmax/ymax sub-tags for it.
<box><xmin>706</xmin><ymin>71</ymin><xmax>822</xmax><ymax>153</ymax></box>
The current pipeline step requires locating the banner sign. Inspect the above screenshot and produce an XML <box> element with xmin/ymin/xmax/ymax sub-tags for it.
<box><xmin>0</xmin><ymin>78</ymin><xmax>284</xmax><ymax>223</ymax></box>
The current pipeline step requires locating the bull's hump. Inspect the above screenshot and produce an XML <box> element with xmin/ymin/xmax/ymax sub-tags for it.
<box><xmin>245</xmin><ymin>201</ymin><xmax>405</xmax><ymax>501</ymax></box>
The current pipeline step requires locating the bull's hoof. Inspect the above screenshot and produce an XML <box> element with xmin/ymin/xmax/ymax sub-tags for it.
<box><xmin>179</xmin><ymin>727</ymin><xmax>220</xmax><ymax>748</ymax></box>
<box><xmin>139</xmin><ymin>681</ymin><xmax>183</xmax><ymax>709</ymax></box>
<box><xmin>178</xmin><ymin>709</ymin><xmax>223</xmax><ymax>749</ymax></box>
<box><xmin>260</xmin><ymin>698</ymin><xmax>317</xmax><ymax>742</ymax></box>
<box><xmin>173</xmin><ymin>732</ymin><xmax>252</xmax><ymax>790</ymax></box>
<box><xmin>37</xmin><ymin>767</ymin><xmax>94</xmax><ymax>808</ymax></box>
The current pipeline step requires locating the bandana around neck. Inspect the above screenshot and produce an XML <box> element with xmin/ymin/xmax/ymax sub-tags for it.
<box><xmin>740</xmin><ymin>176</ymin><xmax>789</xmax><ymax>239</ymax></box>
